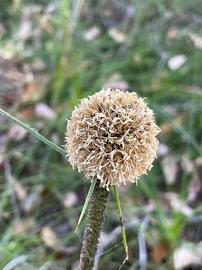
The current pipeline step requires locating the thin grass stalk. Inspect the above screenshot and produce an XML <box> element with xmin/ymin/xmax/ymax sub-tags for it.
<box><xmin>113</xmin><ymin>186</ymin><xmax>129</xmax><ymax>261</ymax></box>
<box><xmin>75</xmin><ymin>179</ymin><xmax>97</xmax><ymax>233</ymax></box>
<box><xmin>0</xmin><ymin>108</ymin><xmax>66</xmax><ymax>156</ymax></box>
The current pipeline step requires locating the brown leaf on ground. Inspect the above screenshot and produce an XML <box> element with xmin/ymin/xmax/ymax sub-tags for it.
<box><xmin>63</xmin><ymin>192</ymin><xmax>78</xmax><ymax>208</ymax></box>
<box><xmin>195</xmin><ymin>156</ymin><xmax>202</xmax><ymax>167</ymax></box>
<box><xmin>7</xmin><ymin>125</ymin><xmax>27</xmax><ymax>142</ymax></box>
<box><xmin>108</xmin><ymin>28</ymin><xmax>126</xmax><ymax>43</ymax></box>
<box><xmin>0</xmin><ymin>56</ymin><xmax>26</xmax><ymax>106</ymax></box>
<box><xmin>35</xmin><ymin>103</ymin><xmax>56</xmax><ymax>120</ymax></box>
<box><xmin>166</xmin><ymin>27</ymin><xmax>179</xmax><ymax>39</ymax></box>
<box><xmin>103</xmin><ymin>73</ymin><xmax>129</xmax><ymax>90</ymax></box>
<box><xmin>181</xmin><ymin>155</ymin><xmax>194</xmax><ymax>173</ymax></box>
<box><xmin>14</xmin><ymin>181</ymin><xmax>27</xmax><ymax>201</ymax></box>
<box><xmin>173</xmin><ymin>242</ymin><xmax>202</xmax><ymax>270</ymax></box>
<box><xmin>41</xmin><ymin>226</ymin><xmax>64</xmax><ymax>251</ymax></box>
<box><xmin>165</xmin><ymin>192</ymin><xmax>193</xmax><ymax>217</ymax></box>
<box><xmin>151</xmin><ymin>240</ymin><xmax>170</xmax><ymax>263</ymax></box>
<box><xmin>18</xmin><ymin>108</ymin><xmax>35</xmax><ymax>119</ymax></box>
<box><xmin>17</xmin><ymin>20</ymin><xmax>32</xmax><ymax>41</ymax></box>
<box><xmin>0</xmin><ymin>55</ymin><xmax>48</xmax><ymax>107</ymax></box>
<box><xmin>189</xmin><ymin>33</ymin><xmax>202</xmax><ymax>50</ymax></box>
<box><xmin>168</xmin><ymin>55</ymin><xmax>187</xmax><ymax>71</ymax></box>
<box><xmin>103</xmin><ymin>80</ymin><xmax>129</xmax><ymax>90</ymax></box>
<box><xmin>187</xmin><ymin>174</ymin><xmax>201</xmax><ymax>203</ymax></box>
<box><xmin>83</xmin><ymin>26</ymin><xmax>101</xmax><ymax>41</ymax></box>
<box><xmin>162</xmin><ymin>155</ymin><xmax>178</xmax><ymax>185</ymax></box>
<box><xmin>20</xmin><ymin>80</ymin><xmax>40</xmax><ymax>103</ymax></box>
<box><xmin>13</xmin><ymin>218</ymin><xmax>35</xmax><ymax>234</ymax></box>
<box><xmin>157</xmin><ymin>143</ymin><xmax>169</xmax><ymax>157</ymax></box>
<box><xmin>0</xmin><ymin>134</ymin><xmax>7</xmax><ymax>165</ymax></box>
<box><xmin>23</xmin><ymin>185</ymin><xmax>44</xmax><ymax>213</ymax></box>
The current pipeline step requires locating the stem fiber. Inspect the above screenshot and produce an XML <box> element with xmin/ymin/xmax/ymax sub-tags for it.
<box><xmin>79</xmin><ymin>180</ymin><xmax>109</xmax><ymax>270</ymax></box>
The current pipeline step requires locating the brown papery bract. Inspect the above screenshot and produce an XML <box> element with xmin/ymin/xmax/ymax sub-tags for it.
<box><xmin>65</xmin><ymin>89</ymin><xmax>160</xmax><ymax>189</ymax></box>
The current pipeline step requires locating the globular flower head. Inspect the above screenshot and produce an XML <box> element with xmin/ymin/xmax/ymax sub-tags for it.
<box><xmin>65</xmin><ymin>89</ymin><xmax>160</xmax><ymax>189</ymax></box>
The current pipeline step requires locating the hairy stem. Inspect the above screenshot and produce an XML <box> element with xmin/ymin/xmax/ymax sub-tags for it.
<box><xmin>79</xmin><ymin>180</ymin><xmax>109</xmax><ymax>270</ymax></box>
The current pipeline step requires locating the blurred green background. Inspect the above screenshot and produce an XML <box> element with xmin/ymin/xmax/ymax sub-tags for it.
<box><xmin>0</xmin><ymin>0</ymin><xmax>202</xmax><ymax>269</ymax></box>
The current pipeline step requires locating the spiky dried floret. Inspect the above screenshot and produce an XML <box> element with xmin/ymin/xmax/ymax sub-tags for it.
<box><xmin>65</xmin><ymin>89</ymin><xmax>160</xmax><ymax>189</ymax></box>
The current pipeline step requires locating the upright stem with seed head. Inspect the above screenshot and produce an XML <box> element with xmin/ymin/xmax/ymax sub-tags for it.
<box><xmin>79</xmin><ymin>180</ymin><xmax>109</xmax><ymax>270</ymax></box>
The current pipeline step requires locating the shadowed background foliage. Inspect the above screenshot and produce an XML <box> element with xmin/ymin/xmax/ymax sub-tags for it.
<box><xmin>0</xmin><ymin>0</ymin><xmax>202</xmax><ymax>269</ymax></box>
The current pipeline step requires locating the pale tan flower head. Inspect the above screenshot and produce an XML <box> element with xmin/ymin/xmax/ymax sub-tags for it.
<box><xmin>65</xmin><ymin>89</ymin><xmax>160</xmax><ymax>189</ymax></box>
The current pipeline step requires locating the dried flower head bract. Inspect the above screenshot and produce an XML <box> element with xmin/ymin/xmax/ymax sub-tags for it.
<box><xmin>65</xmin><ymin>89</ymin><xmax>160</xmax><ymax>188</ymax></box>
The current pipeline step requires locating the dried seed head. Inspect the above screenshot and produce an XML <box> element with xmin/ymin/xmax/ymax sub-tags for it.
<box><xmin>65</xmin><ymin>89</ymin><xmax>160</xmax><ymax>189</ymax></box>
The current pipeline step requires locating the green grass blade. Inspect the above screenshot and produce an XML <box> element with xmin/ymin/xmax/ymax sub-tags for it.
<box><xmin>75</xmin><ymin>179</ymin><xmax>97</xmax><ymax>233</ymax></box>
<box><xmin>113</xmin><ymin>186</ymin><xmax>129</xmax><ymax>261</ymax></box>
<box><xmin>0</xmin><ymin>108</ymin><xmax>66</xmax><ymax>157</ymax></box>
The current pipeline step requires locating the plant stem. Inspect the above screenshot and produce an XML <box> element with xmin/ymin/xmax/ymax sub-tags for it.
<box><xmin>79</xmin><ymin>180</ymin><xmax>109</xmax><ymax>270</ymax></box>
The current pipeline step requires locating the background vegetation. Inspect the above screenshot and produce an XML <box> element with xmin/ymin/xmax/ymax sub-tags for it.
<box><xmin>0</xmin><ymin>0</ymin><xmax>202</xmax><ymax>269</ymax></box>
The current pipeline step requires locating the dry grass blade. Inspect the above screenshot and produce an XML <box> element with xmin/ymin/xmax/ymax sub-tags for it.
<box><xmin>113</xmin><ymin>186</ymin><xmax>129</xmax><ymax>263</ymax></box>
<box><xmin>75</xmin><ymin>179</ymin><xmax>97</xmax><ymax>233</ymax></box>
<box><xmin>0</xmin><ymin>108</ymin><xmax>66</xmax><ymax>157</ymax></box>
